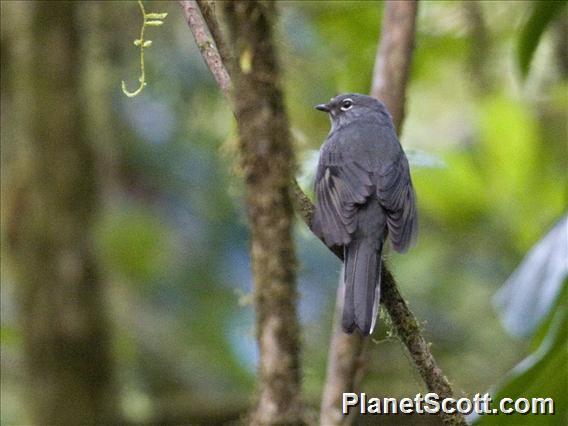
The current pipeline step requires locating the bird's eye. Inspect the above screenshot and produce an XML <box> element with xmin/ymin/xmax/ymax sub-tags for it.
<box><xmin>340</xmin><ymin>99</ymin><xmax>353</xmax><ymax>111</ymax></box>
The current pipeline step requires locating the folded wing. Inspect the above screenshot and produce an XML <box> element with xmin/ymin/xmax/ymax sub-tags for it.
<box><xmin>312</xmin><ymin>151</ymin><xmax>374</xmax><ymax>247</ymax></box>
<box><xmin>376</xmin><ymin>151</ymin><xmax>418</xmax><ymax>252</ymax></box>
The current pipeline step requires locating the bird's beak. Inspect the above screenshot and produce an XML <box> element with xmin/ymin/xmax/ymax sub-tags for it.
<box><xmin>315</xmin><ymin>103</ymin><xmax>330</xmax><ymax>112</ymax></box>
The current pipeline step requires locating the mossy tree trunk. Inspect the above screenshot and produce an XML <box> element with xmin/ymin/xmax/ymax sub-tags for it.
<box><xmin>223</xmin><ymin>2</ymin><xmax>304</xmax><ymax>424</ymax></box>
<box><xmin>5</xmin><ymin>2</ymin><xmax>116</xmax><ymax>424</ymax></box>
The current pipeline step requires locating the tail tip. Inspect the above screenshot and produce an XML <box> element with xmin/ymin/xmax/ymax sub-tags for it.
<box><xmin>342</xmin><ymin>318</ymin><xmax>356</xmax><ymax>334</ymax></box>
<box><xmin>341</xmin><ymin>320</ymin><xmax>372</xmax><ymax>336</ymax></box>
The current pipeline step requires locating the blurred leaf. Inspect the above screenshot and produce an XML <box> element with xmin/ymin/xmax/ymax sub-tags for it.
<box><xmin>414</xmin><ymin>152</ymin><xmax>487</xmax><ymax>229</ymax></box>
<box><xmin>478</xmin><ymin>97</ymin><xmax>564</xmax><ymax>251</ymax></box>
<box><xmin>494</xmin><ymin>217</ymin><xmax>568</xmax><ymax>338</ymax></box>
<box><xmin>530</xmin><ymin>280</ymin><xmax>568</xmax><ymax>350</ymax></box>
<box><xmin>518</xmin><ymin>0</ymin><xmax>567</xmax><ymax>79</ymax></box>
<box><xmin>302</xmin><ymin>1</ymin><xmax>381</xmax><ymax>93</ymax></box>
<box><xmin>296</xmin><ymin>148</ymin><xmax>319</xmax><ymax>196</ymax></box>
<box><xmin>480</xmin><ymin>98</ymin><xmax>537</xmax><ymax>207</ymax></box>
<box><xmin>475</xmin><ymin>218</ymin><xmax>568</xmax><ymax>425</ymax></box>
<box><xmin>475</xmin><ymin>307</ymin><xmax>567</xmax><ymax>425</ymax></box>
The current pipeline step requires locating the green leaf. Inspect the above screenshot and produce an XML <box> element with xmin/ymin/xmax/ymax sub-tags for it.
<box><xmin>145</xmin><ymin>12</ymin><xmax>168</xmax><ymax>20</ymax></box>
<box><xmin>518</xmin><ymin>0</ymin><xmax>567</xmax><ymax>79</ymax></box>
<box><xmin>145</xmin><ymin>19</ymin><xmax>164</xmax><ymax>27</ymax></box>
<box><xmin>493</xmin><ymin>219</ymin><xmax>568</xmax><ymax>339</ymax></box>
<box><xmin>476</xmin><ymin>308</ymin><xmax>567</xmax><ymax>425</ymax></box>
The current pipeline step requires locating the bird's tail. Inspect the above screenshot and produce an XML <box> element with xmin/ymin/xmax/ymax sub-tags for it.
<box><xmin>342</xmin><ymin>238</ymin><xmax>382</xmax><ymax>335</ymax></box>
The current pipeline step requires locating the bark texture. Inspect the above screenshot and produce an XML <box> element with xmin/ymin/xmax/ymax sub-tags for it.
<box><xmin>223</xmin><ymin>2</ymin><xmax>304</xmax><ymax>424</ymax></box>
<box><xmin>196</xmin><ymin>0</ymin><xmax>233</xmax><ymax>71</ymax></box>
<box><xmin>180</xmin><ymin>0</ymin><xmax>231</xmax><ymax>100</ymax></box>
<box><xmin>371</xmin><ymin>0</ymin><xmax>418</xmax><ymax>134</ymax></box>
<box><xmin>5</xmin><ymin>2</ymin><xmax>116</xmax><ymax>424</ymax></box>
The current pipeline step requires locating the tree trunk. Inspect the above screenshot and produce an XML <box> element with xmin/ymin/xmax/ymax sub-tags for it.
<box><xmin>5</xmin><ymin>2</ymin><xmax>116</xmax><ymax>424</ymax></box>
<box><xmin>223</xmin><ymin>2</ymin><xmax>304</xmax><ymax>424</ymax></box>
<box><xmin>371</xmin><ymin>0</ymin><xmax>418</xmax><ymax>134</ymax></box>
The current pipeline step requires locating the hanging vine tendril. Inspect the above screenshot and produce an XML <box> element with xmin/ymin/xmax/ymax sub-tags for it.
<box><xmin>121</xmin><ymin>0</ymin><xmax>168</xmax><ymax>97</ymax></box>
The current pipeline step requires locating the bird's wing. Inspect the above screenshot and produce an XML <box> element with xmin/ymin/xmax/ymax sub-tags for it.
<box><xmin>312</xmin><ymin>150</ymin><xmax>374</xmax><ymax>247</ymax></box>
<box><xmin>375</xmin><ymin>150</ymin><xmax>418</xmax><ymax>252</ymax></box>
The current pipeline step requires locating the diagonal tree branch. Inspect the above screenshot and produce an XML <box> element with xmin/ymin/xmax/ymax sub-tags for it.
<box><xmin>179</xmin><ymin>0</ymin><xmax>231</xmax><ymax>100</ymax></box>
<box><xmin>179</xmin><ymin>1</ymin><xmax>465</xmax><ymax>425</ymax></box>
<box><xmin>195</xmin><ymin>0</ymin><xmax>233</xmax><ymax>70</ymax></box>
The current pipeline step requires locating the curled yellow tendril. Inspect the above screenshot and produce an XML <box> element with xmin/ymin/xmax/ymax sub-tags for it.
<box><xmin>121</xmin><ymin>1</ymin><xmax>167</xmax><ymax>98</ymax></box>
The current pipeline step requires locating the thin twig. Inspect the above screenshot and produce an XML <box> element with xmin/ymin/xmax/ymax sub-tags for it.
<box><xmin>381</xmin><ymin>268</ymin><xmax>458</xmax><ymax>402</ymax></box>
<box><xmin>196</xmin><ymin>0</ymin><xmax>233</xmax><ymax>71</ymax></box>
<box><xmin>121</xmin><ymin>1</ymin><xmax>168</xmax><ymax>97</ymax></box>
<box><xmin>179</xmin><ymin>2</ymin><xmax>465</xmax><ymax>425</ymax></box>
<box><xmin>179</xmin><ymin>0</ymin><xmax>231</xmax><ymax>100</ymax></box>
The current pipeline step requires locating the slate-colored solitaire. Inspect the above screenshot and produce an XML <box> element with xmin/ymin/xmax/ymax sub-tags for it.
<box><xmin>313</xmin><ymin>94</ymin><xmax>418</xmax><ymax>335</ymax></box>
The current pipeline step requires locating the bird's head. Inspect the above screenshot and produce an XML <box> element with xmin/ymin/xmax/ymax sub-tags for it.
<box><xmin>315</xmin><ymin>93</ymin><xmax>392</xmax><ymax>130</ymax></box>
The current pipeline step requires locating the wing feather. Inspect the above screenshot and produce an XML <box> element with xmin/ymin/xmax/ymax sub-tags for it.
<box><xmin>313</xmin><ymin>137</ymin><xmax>417</xmax><ymax>252</ymax></box>
<box><xmin>376</xmin><ymin>152</ymin><xmax>417</xmax><ymax>252</ymax></box>
<box><xmin>313</xmin><ymin>152</ymin><xmax>374</xmax><ymax>247</ymax></box>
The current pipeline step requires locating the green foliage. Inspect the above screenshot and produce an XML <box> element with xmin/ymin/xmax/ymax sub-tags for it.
<box><xmin>480</xmin><ymin>218</ymin><xmax>568</xmax><ymax>425</ymax></box>
<box><xmin>478</xmin><ymin>305</ymin><xmax>567</xmax><ymax>425</ymax></box>
<box><xmin>2</xmin><ymin>1</ymin><xmax>567</xmax><ymax>423</ymax></box>
<box><xmin>518</xmin><ymin>0</ymin><xmax>567</xmax><ymax>78</ymax></box>
<box><xmin>306</xmin><ymin>1</ymin><xmax>381</xmax><ymax>93</ymax></box>
<box><xmin>479</xmin><ymin>98</ymin><xmax>556</xmax><ymax>250</ymax></box>
<box><xmin>95</xmin><ymin>205</ymin><xmax>173</xmax><ymax>283</ymax></box>
<box><xmin>415</xmin><ymin>96</ymin><xmax>565</xmax><ymax>254</ymax></box>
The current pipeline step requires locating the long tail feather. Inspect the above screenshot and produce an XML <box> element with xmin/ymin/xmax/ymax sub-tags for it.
<box><xmin>342</xmin><ymin>239</ymin><xmax>382</xmax><ymax>335</ymax></box>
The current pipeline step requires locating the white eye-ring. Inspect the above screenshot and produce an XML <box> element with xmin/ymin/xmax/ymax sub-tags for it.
<box><xmin>340</xmin><ymin>98</ymin><xmax>353</xmax><ymax>111</ymax></box>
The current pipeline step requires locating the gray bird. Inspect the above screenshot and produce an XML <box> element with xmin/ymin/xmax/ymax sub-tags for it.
<box><xmin>313</xmin><ymin>93</ymin><xmax>417</xmax><ymax>335</ymax></box>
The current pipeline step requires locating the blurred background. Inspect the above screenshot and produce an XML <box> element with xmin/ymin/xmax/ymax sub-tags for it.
<box><xmin>1</xmin><ymin>1</ymin><xmax>566</xmax><ymax>424</ymax></box>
